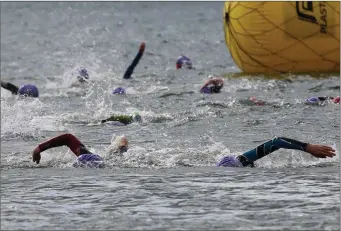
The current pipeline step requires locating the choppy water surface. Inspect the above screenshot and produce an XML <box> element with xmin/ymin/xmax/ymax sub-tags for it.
<box><xmin>1</xmin><ymin>2</ymin><xmax>340</xmax><ymax>230</ymax></box>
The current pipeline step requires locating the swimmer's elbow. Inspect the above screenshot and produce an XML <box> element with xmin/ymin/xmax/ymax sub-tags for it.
<box><xmin>64</xmin><ymin>133</ymin><xmax>75</xmax><ymax>138</ymax></box>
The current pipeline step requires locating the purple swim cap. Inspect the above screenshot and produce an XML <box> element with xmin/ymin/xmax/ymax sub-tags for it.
<box><xmin>73</xmin><ymin>154</ymin><xmax>105</xmax><ymax>168</ymax></box>
<box><xmin>113</xmin><ymin>87</ymin><xmax>125</xmax><ymax>95</ymax></box>
<box><xmin>79</xmin><ymin>68</ymin><xmax>89</xmax><ymax>78</ymax></box>
<box><xmin>306</xmin><ymin>97</ymin><xmax>319</xmax><ymax>103</ymax></box>
<box><xmin>77</xmin><ymin>68</ymin><xmax>89</xmax><ymax>83</ymax></box>
<box><xmin>200</xmin><ymin>86</ymin><xmax>212</xmax><ymax>94</ymax></box>
<box><xmin>18</xmin><ymin>84</ymin><xmax>39</xmax><ymax>97</ymax></box>
<box><xmin>176</xmin><ymin>55</ymin><xmax>192</xmax><ymax>69</ymax></box>
<box><xmin>217</xmin><ymin>155</ymin><xmax>243</xmax><ymax>167</ymax></box>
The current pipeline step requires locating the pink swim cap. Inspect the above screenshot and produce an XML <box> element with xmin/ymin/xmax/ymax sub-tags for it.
<box><xmin>332</xmin><ymin>96</ymin><xmax>340</xmax><ymax>104</ymax></box>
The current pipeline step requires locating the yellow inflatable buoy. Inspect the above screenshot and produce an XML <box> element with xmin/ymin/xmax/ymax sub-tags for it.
<box><xmin>223</xmin><ymin>1</ymin><xmax>340</xmax><ymax>73</ymax></box>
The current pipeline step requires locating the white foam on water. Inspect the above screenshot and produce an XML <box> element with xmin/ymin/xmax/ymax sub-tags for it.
<box><xmin>1</xmin><ymin>97</ymin><xmax>62</xmax><ymax>137</ymax></box>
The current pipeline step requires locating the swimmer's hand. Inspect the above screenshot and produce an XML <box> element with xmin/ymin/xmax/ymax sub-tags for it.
<box><xmin>306</xmin><ymin>144</ymin><xmax>336</xmax><ymax>158</ymax></box>
<box><xmin>139</xmin><ymin>42</ymin><xmax>145</xmax><ymax>52</ymax></box>
<box><xmin>32</xmin><ymin>146</ymin><xmax>41</xmax><ymax>164</ymax></box>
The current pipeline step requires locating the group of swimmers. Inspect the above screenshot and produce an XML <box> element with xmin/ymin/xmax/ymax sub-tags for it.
<box><xmin>31</xmin><ymin>133</ymin><xmax>335</xmax><ymax>168</ymax></box>
<box><xmin>2</xmin><ymin>45</ymin><xmax>339</xmax><ymax>106</ymax></box>
<box><xmin>1</xmin><ymin>42</ymin><xmax>338</xmax><ymax>168</ymax></box>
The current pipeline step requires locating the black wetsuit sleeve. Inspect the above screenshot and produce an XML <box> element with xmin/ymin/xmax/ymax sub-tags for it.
<box><xmin>317</xmin><ymin>97</ymin><xmax>332</xmax><ymax>101</ymax></box>
<box><xmin>123</xmin><ymin>47</ymin><xmax>145</xmax><ymax>79</ymax></box>
<box><xmin>1</xmin><ymin>81</ymin><xmax>19</xmax><ymax>95</ymax></box>
<box><xmin>237</xmin><ymin>137</ymin><xmax>308</xmax><ymax>167</ymax></box>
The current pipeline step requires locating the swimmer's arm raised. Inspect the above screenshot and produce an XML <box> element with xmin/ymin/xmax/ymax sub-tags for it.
<box><xmin>32</xmin><ymin>133</ymin><xmax>90</xmax><ymax>164</ymax></box>
<box><xmin>1</xmin><ymin>81</ymin><xmax>19</xmax><ymax>95</ymax></box>
<box><xmin>123</xmin><ymin>42</ymin><xmax>145</xmax><ymax>79</ymax></box>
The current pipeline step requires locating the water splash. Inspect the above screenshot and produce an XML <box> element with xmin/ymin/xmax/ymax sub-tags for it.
<box><xmin>1</xmin><ymin>97</ymin><xmax>63</xmax><ymax>138</ymax></box>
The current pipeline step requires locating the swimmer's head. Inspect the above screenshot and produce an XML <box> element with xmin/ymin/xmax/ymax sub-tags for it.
<box><xmin>113</xmin><ymin>87</ymin><xmax>125</xmax><ymax>95</ymax></box>
<box><xmin>332</xmin><ymin>96</ymin><xmax>340</xmax><ymax>104</ymax></box>
<box><xmin>208</xmin><ymin>78</ymin><xmax>224</xmax><ymax>93</ymax></box>
<box><xmin>176</xmin><ymin>55</ymin><xmax>192</xmax><ymax>69</ymax></box>
<box><xmin>132</xmin><ymin>113</ymin><xmax>142</xmax><ymax>123</ymax></box>
<box><xmin>216</xmin><ymin>155</ymin><xmax>243</xmax><ymax>167</ymax></box>
<box><xmin>77</xmin><ymin>68</ymin><xmax>89</xmax><ymax>83</ymax></box>
<box><xmin>249</xmin><ymin>96</ymin><xmax>265</xmax><ymax>106</ymax></box>
<box><xmin>108</xmin><ymin>135</ymin><xmax>129</xmax><ymax>155</ymax></box>
<box><xmin>210</xmin><ymin>85</ymin><xmax>222</xmax><ymax>93</ymax></box>
<box><xmin>117</xmin><ymin>135</ymin><xmax>129</xmax><ymax>154</ymax></box>
<box><xmin>306</xmin><ymin>97</ymin><xmax>319</xmax><ymax>104</ymax></box>
<box><xmin>18</xmin><ymin>84</ymin><xmax>39</xmax><ymax>97</ymax></box>
<box><xmin>249</xmin><ymin>96</ymin><xmax>257</xmax><ymax>102</ymax></box>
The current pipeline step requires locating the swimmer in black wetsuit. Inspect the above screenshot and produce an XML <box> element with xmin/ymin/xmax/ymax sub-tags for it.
<box><xmin>217</xmin><ymin>137</ymin><xmax>336</xmax><ymax>167</ymax></box>
<box><xmin>305</xmin><ymin>96</ymin><xmax>340</xmax><ymax>105</ymax></box>
<box><xmin>123</xmin><ymin>42</ymin><xmax>145</xmax><ymax>79</ymax></box>
<box><xmin>32</xmin><ymin>133</ymin><xmax>129</xmax><ymax>168</ymax></box>
<box><xmin>100</xmin><ymin>113</ymin><xmax>142</xmax><ymax>125</ymax></box>
<box><xmin>1</xmin><ymin>81</ymin><xmax>39</xmax><ymax>97</ymax></box>
<box><xmin>1</xmin><ymin>81</ymin><xmax>19</xmax><ymax>95</ymax></box>
<box><xmin>200</xmin><ymin>77</ymin><xmax>224</xmax><ymax>94</ymax></box>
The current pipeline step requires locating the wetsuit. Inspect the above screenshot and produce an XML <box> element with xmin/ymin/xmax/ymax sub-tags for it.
<box><xmin>306</xmin><ymin>96</ymin><xmax>340</xmax><ymax>104</ymax></box>
<box><xmin>217</xmin><ymin>137</ymin><xmax>308</xmax><ymax>167</ymax></box>
<box><xmin>37</xmin><ymin>133</ymin><xmax>104</xmax><ymax>168</ymax></box>
<box><xmin>1</xmin><ymin>81</ymin><xmax>19</xmax><ymax>94</ymax></box>
<box><xmin>200</xmin><ymin>85</ymin><xmax>223</xmax><ymax>94</ymax></box>
<box><xmin>200</xmin><ymin>78</ymin><xmax>224</xmax><ymax>94</ymax></box>
<box><xmin>101</xmin><ymin>114</ymin><xmax>142</xmax><ymax>125</ymax></box>
<box><xmin>123</xmin><ymin>43</ymin><xmax>145</xmax><ymax>79</ymax></box>
<box><xmin>34</xmin><ymin>133</ymin><xmax>130</xmax><ymax>168</ymax></box>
